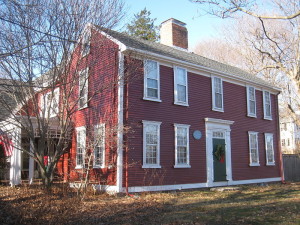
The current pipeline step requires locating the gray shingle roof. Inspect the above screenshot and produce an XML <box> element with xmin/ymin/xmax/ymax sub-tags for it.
<box><xmin>101</xmin><ymin>28</ymin><xmax>278</xmax><ymax>91</ymax></box>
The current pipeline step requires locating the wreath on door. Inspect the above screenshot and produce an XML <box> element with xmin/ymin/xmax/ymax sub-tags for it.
<box><xmin>215</xmin><ymin>144</ymin><xmax>225</xmax><ymax>162</ymax></box>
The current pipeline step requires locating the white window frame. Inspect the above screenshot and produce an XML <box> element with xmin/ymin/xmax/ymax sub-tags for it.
<box><xmin>81</xmin><ymin>29</ymin><xmax>90</xmax><ymax>57</ymax></box>
<box><xmin>143</xmin><ymin>60</ymin><xmax>161</xmax><ymax>102</ymax></box>
<box><xmin>93</xmin><ymin>124</ymin><xmax>105</xmax><ymax>168</ymax></box>
<box><xmin>248</xmin><ymin>131</ymin><xmax>260</xmax><ymax>166</ymax></box>
<box><xmin>174</xmin><ymin>123</ymin><xmax>191</xmax><ymax>168</ymax></box>
<box><xmin>263</xmin><ymin>91</ymin><xmax>272</xmax><ymax>120</ymax></box>
<box><xmin>76</xmin><ymin>126</ymin><xmax>86</xmax><ymax>169</ymax></box>
<box><xmin>78</xmin><ymin>68</ymin><xmax>89</xmax><ymax>109</ymax></box>
<box><xmin>265</xmin><ymin>133</ymin><xmax>275</xmax><ymax>166</ymax></box>
<box><xmin>212</xmin><ymin>76</ymin><xmax>224</xmax><ymax>112</ymax></box>
<box><xmin>41</xmin><ymin>88</ymin><xmax>60</xmax><ymax>118</ymax></box>
<box><xmin>174</xmin><ymin>66</ymin><xmax>188</xmax><ymax>106</ymax></box>
<box><xmin>246</xmin><ymin>86</ymin><xmax>256</xmax><ymax>117</ymax></box>
<box><xmin>142</xmin><ymin>120</ymin><xmax>161</xmax><ymax>168</ymax></box>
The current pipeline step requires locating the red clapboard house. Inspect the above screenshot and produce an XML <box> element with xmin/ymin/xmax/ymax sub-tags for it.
<box><xmin>7</xmin><ymin>18</ymin><xmax>283</xmax><ymax>192</ymax></box>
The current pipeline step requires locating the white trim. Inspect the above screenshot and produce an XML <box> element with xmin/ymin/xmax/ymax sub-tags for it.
<box><xmin>75</xmin><ymin>126</ymin><xmax>86</xmax><ymax>169</ymax></box>
<box><xmin>174</xmin><ymin>66</ymin><xmax>189</xmax><ymax>106</ymax></box>
<box><xmin>246</xmin><ymin>86</ymin><xmax>257</xmax><ymax>118</ymax></box>
<box><xmin>93</xmin><ymin>124</ymin><xmax>106</xmax><ymax>168</ymax></box>
<box><xmin>116</xmin><ymin>52</ymin><xmax>124</xmax><ymax>193</ymax></box>
<box><xmin>143</xmin><ymin>60</ymin><xmax>161</xmax><ymax>101</ymax></box>
<box><xmin>211</xmin><ymin>76</ymin><xmax>224</xmax><ymax>112</ymax></box>
<box><xmin>124</xmin><ymin>177</ymin><xmax>281</xmax><ymax>192</ymax></box>
<box><xmin>205</xmin><ymin>118</ymin><xmax>234</xmax><ymax>187</ymax></box>
<box><xmin>248</xmin><ymin>131</ymin><xmax>260</xmax><ymax>166</ymax></box>
<box><xmin>204</xmin><ymin>118</ymin><xmax>234</xmax><ymax>125</ymax></box>
<box><xmin>142</xmin><ymin>120</ymin><xmax>162</xmax><ymax>168</ymax></box>
<box><xmin>28</xmin><ymin>138</ymin><xmax>34</xmax><ymax>184</ymax></box>
<box><xmin>263</xmin><ymin>91</ymin><xmax>272</xmax><ymax>120</ymax></box>
<box><xmin>265</xmin><ymin>133</ymin><xmax>275</xmax><ymax>166</ymax></box>
<box><xmin>10</xmin><ymin>126</ymin><xmax>21</xmax><ymax>186</ymax></box>
<box><xmin>174</xmin><ymin>123</ymin><xmax>190</xmax><ymax>168</ymax></box>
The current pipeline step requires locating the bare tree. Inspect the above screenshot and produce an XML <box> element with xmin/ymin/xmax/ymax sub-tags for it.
<box><xmin>192</xmin><ymin>0</ymin><xmax>300</xmax><ymax>121</ymax></box>
<box><xmin>0</xmin><ymin>0</ymin><xmax>125</xmax><ymax>187</ymax></box>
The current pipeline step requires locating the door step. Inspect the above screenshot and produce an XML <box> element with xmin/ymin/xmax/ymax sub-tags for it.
<box><xmin>210</xmin><ymin>186</ymin><xmax>241</xmax><ymax>192</ymax></box>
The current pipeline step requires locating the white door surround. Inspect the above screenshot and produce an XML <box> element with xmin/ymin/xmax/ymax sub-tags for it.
<box><xmin>205</xmin><ymin>118</ymin><xmax>234</xmax><ymax>187</ymax></box>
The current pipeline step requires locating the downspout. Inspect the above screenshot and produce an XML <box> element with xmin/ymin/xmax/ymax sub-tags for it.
<box><xmin>116</xmin><ymin>51</ymin><xmax>124</xmax><ymax>193</ymax></box>
<box><xmin>276</xmin><ymin>93</ymin><xmax>285</xmax><ymax>183</ymax></box>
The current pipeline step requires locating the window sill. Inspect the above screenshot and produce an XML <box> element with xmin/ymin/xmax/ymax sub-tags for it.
<box><xmin>249</xmin><ymin>163</ymin><xmax>260</xmax><ymax>167</ymax></box>
<box><xmin>142</xmin><ymin>165</ymin><xmax>161</xmax><ymax>169</ymax></box>
<box><xmin>174</xmin><ymin>164</ymin><xmax>191</xmax><ymax>168</ymax></box>
<box><xmin>264</xmin><ymin>117</ymin><xmax>272</xmax><ymax>121</ymax></box>
<box><xmin>247</xmin><ymin>114</ymin><xmax>257</xmax><ymax>118</ymax></box>
<box><xmin>78</xmin><ymin>105</ymin><xmax>88</xmax><ymax>111</ymax></box>
<box><xmin>143</xmin><ymin>97</ymin><xmax>162</xmax><ymax>102</ymax></box>
<box><xmin>266</xmin><ymin>162</ymin><xmax>275</xmax><ymax>166</ymax></box>
<box><xmin>174</xmin><ymin>102</ymin><xmax>189</xmax><ymax>107</ymax></box>
<box><xmin>93</xmin><ymin>165</ymin><xmax>105</xmax><ymax>169</ymax></box>
<box><xmin>75</xmin><ymin>166</ymin><xmax>84</xmax><ymax>169</ymax></box>
<box><xmin>212</xmin><ymin>107</ymin><xmax>224</xmax><ymax>113</ymax></box>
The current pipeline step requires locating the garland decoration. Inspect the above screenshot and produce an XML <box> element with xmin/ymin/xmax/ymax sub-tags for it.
<box><xmin>214</xmin><ymin>144</ymin><xmax>225</xmax><ymax>162</ymax></box>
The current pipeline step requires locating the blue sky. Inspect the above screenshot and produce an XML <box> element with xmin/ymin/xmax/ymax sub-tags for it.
<box><xmin>119</xmin><ymin>0</ymin><xmax>231</xmax><ymax>49</ymax></box>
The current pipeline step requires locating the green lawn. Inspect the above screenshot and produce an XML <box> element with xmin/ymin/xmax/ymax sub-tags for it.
<box><xmin>0</xmin><ymin>182</ymin><xmax>299</xmax><ymax>224</ymax></box>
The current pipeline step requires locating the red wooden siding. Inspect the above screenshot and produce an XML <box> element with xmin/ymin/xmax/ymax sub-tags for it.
<box><xmin>125</xmin><ymin>61</ymin><xmax>281</xmax><ymax>187</ymax></box>
<box><xmin>57</xmin><ymin>30</ymin><xmax>120</xmax><ymax>185</ymax></box>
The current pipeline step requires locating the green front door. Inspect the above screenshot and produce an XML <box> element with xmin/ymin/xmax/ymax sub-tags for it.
<box><xmin>213</xmin><ymin>138</ymin><xmax>227</xmax><ymax>182</ymax></box>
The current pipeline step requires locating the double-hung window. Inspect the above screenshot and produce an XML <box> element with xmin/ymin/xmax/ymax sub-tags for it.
<box><xmin>142</xmin><ymin>121</ymin><xmax>161</xmax><ymax>168</ymax></box>
<box><xmin>94</xmin><ymin>124</ymin><xmax>105</xmax><ymax>168</ymax></box>
<box><xmin>174</xmin><ymin>124</ymin><xmax>190</xmax><ymax>168</ymax></box>
<box><xmin>76</xmin><ymin>126</ymin><xmax>86</xmax><ymax>168</ymax></box>
<box><xmin>265</xmin><ymin>133</ymin><xmax>275</xmax><ymax>165</ymax></box>
<box><xmin>144</xmin><ymin>60</ymin><xmax>160</xmax><ymax>101</ymax></box>
<box><xmin>247</xmin><ymin>86</ymin><xmax>256</xmax><ymax>117</ymax></box>
<box><xmin>248</xmin><ymin>131</ymin><xmax>260</xmax><ymax>166</ymax></box>
<box><xmin>174</xmin><ymin>67</ymin><xmax>188</xmax><ymax>106</ymax></box>
<box><xmin>79</xmin><ymin>69</ymin><xmax>89</xmax><ymax>109</ymax></box>
<box><xmin>263</xmin><ymin>91</ymin><xmax>272</xmax><ymax>120</ymax></box>
<box><xmin>212</xmin><ymin>76</ymin><xmax>224</xmax><ymax>111</ymax></box>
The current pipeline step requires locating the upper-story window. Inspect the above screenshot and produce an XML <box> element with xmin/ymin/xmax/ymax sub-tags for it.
<box><xmin>265</xmin><ymin>133</ymin><xmax>275</xmax><ymax>166</ymax></box>
<box><xmin>76</xmin><ymin>126</ymin><xmax>86</xmax><ymax>168</ymax></box>
<box><xmin>142</xmin><ymin>120</ymin><xmax>161</xmax><ymax>168</ymax></box>
<box><xmin>79</xmin><ymin>68</ymin><xmax>89</xmax><ymax>109</ymax></box>
<box><xmin>212</xmin><ymin>76</ymin><xmax>224</xmax><ymax>112</ymax></box>
<box><xmin>174</xmin><ymin>66</ymin><xmax>188</xmax><ymax>106</ymax></box>
<box><xmin>174</xmin><ymin>124</ymin><xmax>190</xmax><ymax>168</ymax></box>
<box><xmin>246</xmin><ymin>86</ymin><xmax>256</xmax><ymax>117</ymax></box>
<box><xmin>248</xmin><ymin>131</ymin><xmax>260</xmax><ymax>166</ymax></box>
<box><xmin>41</xmin><ymin>88</ymin><xmax>59</xmax><ymax>118</ymax></box>
<box><xmin>81</xmin><ymin>30</ymin><xmax>90</xmax><ymax>57</ymax></box>
<box><xmin>93</xmin><ymin>124</ymin><xmax>105</xmax><ymax>168</ymax></box>
<box><xmin>144</xmin><ymin>60</ymin><xmax>161</xmax><ymax>102</ymax></box>
<box><xmin>263</xmin><ymin>91</ymin><xmax>272</xmax><ymax>120</ymax></box>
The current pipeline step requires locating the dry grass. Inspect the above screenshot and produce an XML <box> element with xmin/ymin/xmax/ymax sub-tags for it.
<box><xmin>0</xmin><ymin>182</ymin><xmax>299</xmax><ymax>224</ymax></box>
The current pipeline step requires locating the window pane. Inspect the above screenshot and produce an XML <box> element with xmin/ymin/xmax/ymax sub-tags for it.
<box><xmin>214</xmin><ymin>77</ymin><xmax>221</xmax><ymax>93</ymax></box>
<box><xmin>147</xmin><ymin>88</ymin><xmax>158</xmax><ymax>98</ymax></box>
<box><xmin>177</xmin><ymin>85</ymin><xmax>186</xmax><ymax>102</ymax></box>
<box><xmin>250</xmin><ymin>101</ymin><xmax>255</xmax><ymax>114</ymax></box>
<box><xmin>146</xmin><ymin>61</ymin><xmax>158</xmax><ymax>79</ymax></box>
<box><xmin>215</xmin><ymin>93</ymin><xmax>222</xmax><ymax>109</ymax></box>
<box><xmin>147</xmin><ymin>78</ymin><xmax>158</xmax><ymax>89</ymax></box>
<box><xmin>176</xmin><ymin>68</ymin><xmax>186</xmax><ymax>85</ymax></box>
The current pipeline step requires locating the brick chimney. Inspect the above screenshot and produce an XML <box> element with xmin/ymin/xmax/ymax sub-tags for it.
<box><xmin>160</xmin><ymin>18</ymin><xmax>188</xmax><ymax>50</ymax></box>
